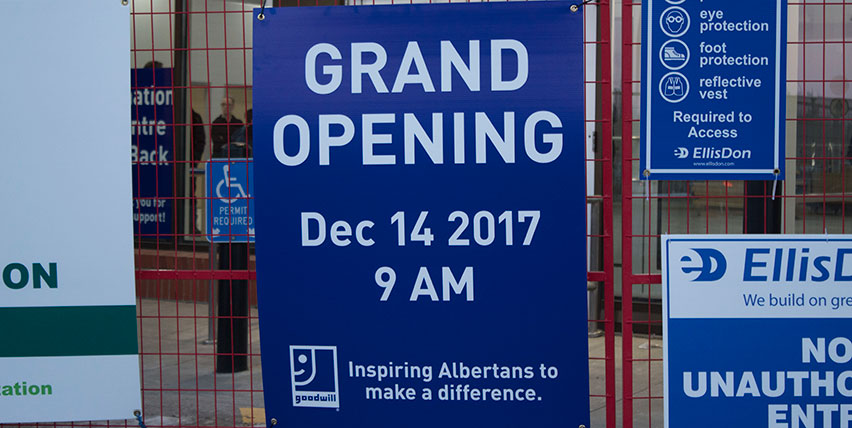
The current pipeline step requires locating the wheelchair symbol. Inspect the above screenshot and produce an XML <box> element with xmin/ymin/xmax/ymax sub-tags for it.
<box><xmin>215</xmin><ymin>164</ymin><xmax>248</xmax><ymax>203</ymax></box>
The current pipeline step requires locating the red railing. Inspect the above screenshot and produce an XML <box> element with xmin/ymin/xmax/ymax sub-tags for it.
<box><xmin>620</xmin><ymin>1</ymin><xmax>848</xmax><ymax>427</ymax></box>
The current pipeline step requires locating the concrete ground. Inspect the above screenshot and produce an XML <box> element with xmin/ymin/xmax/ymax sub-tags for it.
<box><xmin>137</xmin><ymin>298</ymin><xmax>264</xmax><ymax>428</ymax></box>
<box><xmin>136</xmin><ymin>299</ymin><xmax>664</xmax><ymax>428</ymax></box>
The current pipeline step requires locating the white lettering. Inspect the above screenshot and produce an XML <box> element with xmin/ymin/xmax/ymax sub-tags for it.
<box><xmin>274</xmin><ymin>115</ymin><xmax>310</xmax><ymax>166</ymax></box>
<box><xmin>319</xmin><ymin>114</ymin><xmax>355</xmax><ymax>166</ymax></box>
<box><xmin>352</xmin><ymin>42</ymin><xmax>389</xmax><ymax>94</ymax></box>
<box><xmin>803</xmin><ymin>338</ymin><xmax>825</xmax><ymax>363</ymax></box>
<box><xmin>362</xmin><ymin>114</ymin><xmax>396</xmax><ymax>165</ymax></box>
<box><xmin>524</xmin><ymin>111</ymin><xmax>563</xmax><ymax>163</ymax></box>
<box><xmin>442</xmin><ymin>267</ymin><xmax>473</xmax><ymax>301</ymax></box>
<box><xmin>475</xmin><ymin>112</ymin><xmax>515</xmax><ymax>164</ymax></box>
<box><xmin>768</xmin><ymin>404</ymin><xmax>788</xmax><ymax>428</ymax></box>
<box><xmin>683</xmin><ymin>372</ymin><xmax>707</xmax><ymax>398</ymax></box>
<box><xmin>305</xmin><ymin>43</ymin><xmax>342</xmax><ymax>95</ymax></box>
<box><xmin>491</xmin><ymin>39</ymin><xmax>528</xmax><ymax>91</ymax></box>
<box><xmin>441</xmin><ymin>40</ymin><xmax>480</xmax><ymax>92</ymax></box>
<box><xmin>392</xmin><ymin>42</ymin><xmax>435</xmax><ymax>93</ymax></box>
<box><xmin>301</xmin><ymin>212</ymin><xmax>326</xmax><ymax>246</ymax></box>
<box><xmin>404</xmin><ymin>113</ymin><xmax>443</xmax><ymax>164</ymax></box>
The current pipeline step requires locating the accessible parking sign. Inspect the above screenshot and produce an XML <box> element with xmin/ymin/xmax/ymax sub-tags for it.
<box><xmin>641</xmin><ymin>0</ymin><xmax>787</xmax><ymax>180</ymax></box>
<box><xmin>663</xmin><ymin>235</ymin><xmax>852</xmax><ymax>428</ymax></box>
<box><xmin>206</xmin><ymin>159</ymin><xmax>254</xmax><ymax>243</ymax></box>
<box><xmin>253</xmin><ymin>2</ymin><xmax>589</xmax><ymax>427</ymax></box>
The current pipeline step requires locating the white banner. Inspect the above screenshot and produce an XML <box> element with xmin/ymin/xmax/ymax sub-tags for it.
<box><xmin>664</xmin><ymin>235</ymin><xmax>852</xmax><ymax>319</ymax></box>
<box><xmin>0</xmin><ymin>0</ymin><xmax>141</xmax><ymax>423</ymax></box>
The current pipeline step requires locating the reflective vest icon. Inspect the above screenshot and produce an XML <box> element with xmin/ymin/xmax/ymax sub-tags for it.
<box><xmin>664</xmin><ymin>76</ymin><xmax>684</xmax><ymax>97</ymax></box>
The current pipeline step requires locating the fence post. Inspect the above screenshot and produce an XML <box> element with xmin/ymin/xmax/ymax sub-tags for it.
<box><xmin>215</xmin><ymin>143</ymin><xmax>250</xmax><ymax>374</ymax></box>
<box><xmin>216</xmin><ymin>242</ymin><xmax>249</xmax><ymax>373</ymax></box>
<box><xmin>744</xmin><ymin>181</ymin><xmax>782</xmax><ymax>233</ymax></box>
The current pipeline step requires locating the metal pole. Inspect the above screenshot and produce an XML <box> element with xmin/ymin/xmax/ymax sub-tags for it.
<box><xmin>588</xmin><ymin>200</ymin><xmax>603</xmax><ymax>336</ymax></box>
<box><xmin>215</xmin><ymin>143</ymin><xmax>249</xmax><ymax>373</ymax></box>
<box><xmin>203</xmin><ymin>242</ymin><xmax>216</xmax><ymax>344</ymax></box>
<box><xmin>744</xmin><ymin>181</ymin><xmax>782</xmax><ymax>233</ymax></box>
<box><xmin>216</xmin><ymin>242</ymin><xmax>249</xmax><ymax>373</ymax></box>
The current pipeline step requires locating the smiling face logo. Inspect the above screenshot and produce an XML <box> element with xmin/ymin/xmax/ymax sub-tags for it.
<box><xmin>289</xmin><ymin>345</ymin><xmax>340</xmax><ymax>409</ymax></box>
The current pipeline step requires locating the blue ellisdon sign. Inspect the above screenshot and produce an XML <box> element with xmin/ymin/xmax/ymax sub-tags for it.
<box><xmin>663</xmin><ymin>235</ymin><xmax>852</xmax><ymax>428</ymax></box>
<box><xmin>253</xmin><ymin>2</ymin><xmax>590</xmax><ymax>427</ymax></box>
<box><xmin>641</xmin><ymin>0</ymin><xmax>787</xmax><ymax>180</ymax></box>
<box><xmin>205</xmin><ymin>159</ymin><xmax>254</xmax><ymax>243</ymax></box>
<box><xmin>131</xmin><ymin>67</ymin><xmax>173</xmax><ymax>235</ymax></box>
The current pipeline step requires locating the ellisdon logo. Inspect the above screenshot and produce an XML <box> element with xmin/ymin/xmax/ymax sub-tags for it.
<box><xmin>680</xmin><ymin>248</ymin><xmax>727</xmax><ymax>281</ymax></box>
<box><xmin>678</xmin><ymin>246</ymin><xmax>852</xmax><ymax>283</ymax></box>
<box><xmin>290</xmin><ymin>345</ymin><xmax>340</xmax><ymax>409</ymax></box>
<box><xmin>673</xmin><ymin>147</ymin><xmax>752</xmax><ymax>160</ymax></box>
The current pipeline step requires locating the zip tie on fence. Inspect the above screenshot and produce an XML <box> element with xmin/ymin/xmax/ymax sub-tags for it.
<box><xmin>645</xmin><ymin>179</ymin><xmax>651</xmax><ymax>202</ymax></box>
<box><xmin>570</xmin><ymin>0</ymin><xmax>595</xmax><ymax>12</ymax></box>
<box><xmin>771</xmin><ymin>168</ymin><xmax>780</xmax><ymax>201</ymax></box>
<box><xmin>643</xmin><ymin>169</ymin><xmax>651</xmax><ymax>201</ymax></box>
<box><xmin>133</xmin><ymin>411</ymin><xmax>147</xmax><ymax>428</ymax></box>
<box><xmin>258</xmin><ymin>1</ymin><xmax>268</xmax><ymax>21</ymax></box>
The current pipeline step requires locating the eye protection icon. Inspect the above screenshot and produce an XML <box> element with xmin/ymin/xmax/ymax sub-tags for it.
<box><xmin>667</xmin><ymin>14</ymin><xmax>683</xmax><ymax>24</ymax></box>
<box><xmin>665</xmin><ymin>12</ymin><xmax>685</xmax><ymax>33</ymax></box>
<box><xmin>660</xmin><ymin>7</ymin><xmax>689</xmax><ymax>36</ymax></box>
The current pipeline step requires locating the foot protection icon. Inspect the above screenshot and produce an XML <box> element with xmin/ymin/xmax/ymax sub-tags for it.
<box><xmin>663</xmin><ymin>46</ymin><xmax>685</xmax><ymax>60</ymax></box>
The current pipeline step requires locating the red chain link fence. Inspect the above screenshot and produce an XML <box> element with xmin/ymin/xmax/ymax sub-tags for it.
<box><xmin>619</xmin><ymin>1</ymin><xmax>850</xmax><ymax>427</ymax></box>
<box><xmin>126</xmin><ymin>1</ymin><xmax>616</xmax><ymax>427</ymax></box>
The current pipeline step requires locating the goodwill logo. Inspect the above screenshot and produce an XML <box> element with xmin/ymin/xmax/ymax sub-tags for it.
<box><xmin>680</xmin><ymin>248</ymin><xmax>727</xmax><ymax>282</ymax></box>
<box><xmin>290</xmin><ymin>345</ymin><xmax>340</xmax><ymax>409</ymax></box>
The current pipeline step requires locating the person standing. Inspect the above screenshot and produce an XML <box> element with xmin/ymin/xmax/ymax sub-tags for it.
<box><xmin>210</xmin><ymin>96</ymin><xmax>243</xmax><ymax>157</ymax></box>
<box><xmin>230</xmin><ymin>109</ymin><xmax>252</xmax><ymax>158</ymax></box>
<box><xmin>191</xmin><ymin>109</ymin><xmax>206</xmax><ymax>163</ymax></box>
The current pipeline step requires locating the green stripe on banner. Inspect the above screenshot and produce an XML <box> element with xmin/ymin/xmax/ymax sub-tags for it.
<box><xmin>0</xmin><ymin>306</ymin><xmax>138</xmax><ymax>357</ymax></box>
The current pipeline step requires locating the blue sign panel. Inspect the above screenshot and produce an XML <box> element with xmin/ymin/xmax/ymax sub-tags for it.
<box><xmin>663</xmin><ymin>236</ymin><xmax>852</xmax><ymax>428</ymax></box>
<box><xmin>641</xmin><ymin>1</ymin><xmax>787</xmax><ymax>180</ymax></box>
<box><xmin>205</xmin><ymin>159</ymin><xmax>254</xmax><ymax>243</ymax></box>
<box><xmin>253</xmin><ymin>2</ymin><xmax>589</xmax><ymax>427</ymax></box>
<box><xmin>131</xmin><ymin>68</ymin><xmax>173</xmax><ymax>235</ymax></box>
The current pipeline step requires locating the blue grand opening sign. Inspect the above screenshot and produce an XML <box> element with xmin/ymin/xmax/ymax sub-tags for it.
<box><xmin>253</xmin><ymin>2</ymin><xmax>590</xmax><ymax>427</ymax></box>
<box><xmin>663</xmin><ymin>235</ymin><xmax>852</xmax><ymax>428</ymax></box>
<box><xmin>641</xmin><ymin>0</ymin><xmax>787</xmax><ymax>180</ymax></box>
